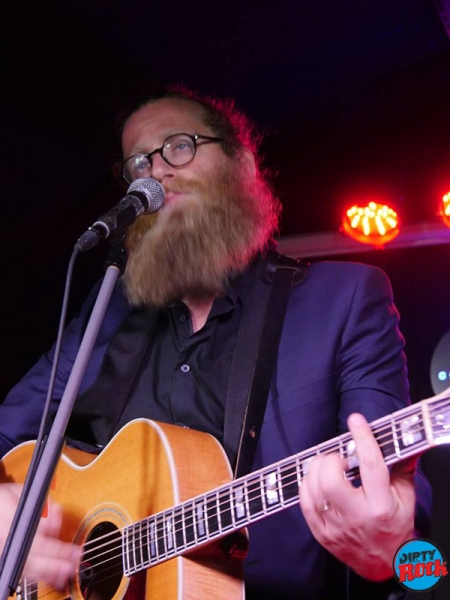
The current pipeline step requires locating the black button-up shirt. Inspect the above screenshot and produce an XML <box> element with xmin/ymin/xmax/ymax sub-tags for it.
<box><xmin>115</xmin><ymin>286</ymin><xmax>243</xmax><ymax>443</ymax></box>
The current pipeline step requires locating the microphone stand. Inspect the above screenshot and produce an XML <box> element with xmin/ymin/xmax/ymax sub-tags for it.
<box><xmin>0</xmin><ymin>241</ymin><xmax>128</xmax><ymax>600</ymax></box>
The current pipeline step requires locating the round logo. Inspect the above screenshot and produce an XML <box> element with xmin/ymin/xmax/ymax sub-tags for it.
<box><xmin>393</xmin><ymin>538</ymin><xmax>448</xmax><ymax>592</ymax></box>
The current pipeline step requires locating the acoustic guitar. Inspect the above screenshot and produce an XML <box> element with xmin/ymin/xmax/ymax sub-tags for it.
<box><xmin>1</xmin><ymin>387</ymin><xmax>449</xmax><ymax>600</ymax></box>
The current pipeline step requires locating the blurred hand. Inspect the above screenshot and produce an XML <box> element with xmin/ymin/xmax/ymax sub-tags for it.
<box><xmin>0</xmin><ymin>484</ymin><xmax>81</xmax><ymax>590</ymax></box>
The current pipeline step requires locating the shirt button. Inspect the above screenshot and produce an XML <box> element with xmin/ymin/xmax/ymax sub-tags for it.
<box><xmin>180</xmin><ymin>364</ymin><xmax>190</xmax><ymax>373</ymax></box>
<box><xmin>179</xmin><ymin>315</ymin><xmax>187</xmax><ymax>323</ymax></box>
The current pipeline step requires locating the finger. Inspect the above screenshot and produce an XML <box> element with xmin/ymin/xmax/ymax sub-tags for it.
<box><xmin>25</xmin><ymin>551</ymin><xmax>80</xmax><ymax>591</ymax></box>
<box><xmin>31</xmin><ymin>531</ymin><xmax>81</xmax><ymax>563</ymax></box>
<box><xmin>28</xmin><ymin>536</ymin><xmax>81</xmax><ymax>589</ymax></box>
<box><xmin>317</xmin><ymin>452</ymin><xmax>361</xmax><ymax>517</ymax></box>
<box><xmin>390</xmin><ymin>456</ymin><xmax>418</xmax><ymax>514</ymax></box>
<box><xmin>39</xmin><ymin>500</ymin><xmax>63</xmax><ymax>538</ymax></box>
<box><xmin>300</xmin><ymin>454</ymin><xmax>344</xmax><ymax>524</ymax></box>
<box><xmin>299</xmin><ymin>455</ymin><xmax>324</xmax><ymax>521</ymax></box>
<box><xmin>347</xmin><ymin>413</ymin><xmax>392</xmax><ymax>508</ymax></box>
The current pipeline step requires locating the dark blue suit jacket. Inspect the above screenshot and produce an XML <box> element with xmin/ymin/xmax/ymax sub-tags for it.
<box><xmin>0</xmin><ymin>260</ymin><xmax>431</xmax><ymax>598</ymax></box>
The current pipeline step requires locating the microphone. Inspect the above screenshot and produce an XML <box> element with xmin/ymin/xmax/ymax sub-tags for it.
<box><xmin>75</xmin><ymin>178</ymin><xmax>164</xmax><ymax>252</ymax></box>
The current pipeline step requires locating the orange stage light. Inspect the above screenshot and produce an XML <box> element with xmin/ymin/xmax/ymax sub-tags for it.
<box><xmin>342</xmin><ymin>201</ymin><xmax>400</xmax><ymax>247</ymax></box>
<box><xmin>440</xmin><ymin>191</ymin><xmax>450</xmax><ymax>228</ymax></box>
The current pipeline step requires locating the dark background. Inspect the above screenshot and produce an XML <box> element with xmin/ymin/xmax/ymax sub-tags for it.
<box><xmin>2</xmin><ymin>1</ymin><xmax>450</xmax><ymax>596</ymax></box>
<box><xmin>2</xmin><ymin>0</ymin><xmax>449</xmax><ymax>400</ymax></box>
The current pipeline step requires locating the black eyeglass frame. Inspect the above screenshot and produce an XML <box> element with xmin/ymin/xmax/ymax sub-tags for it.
<box><xmin>121</xmin><ymin>133</ymin><xmax>224</xmax><ymax>183</ymax></box>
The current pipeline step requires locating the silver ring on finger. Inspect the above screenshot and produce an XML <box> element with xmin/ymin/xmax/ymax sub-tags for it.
<box><xmin>318</xmin><ymin>499</ymin><xmax>331</xmax><ymax>513</ymax></box>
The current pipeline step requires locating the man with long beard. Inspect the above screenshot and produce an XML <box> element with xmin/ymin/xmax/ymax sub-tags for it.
<box><xmin>122</xmin><ymin>94</ymin><xmax>279</xmax><ymax>311</ymax></box>
<box><xmin>0</xmin><ymin>89</ymin><xmax>430</xmax><ymax>598</ymax></box>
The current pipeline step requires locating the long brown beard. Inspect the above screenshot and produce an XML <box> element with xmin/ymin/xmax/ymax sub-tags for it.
<box><xmin>123</xmin><ymin>161</ymin><xmax>280</xmax><ymax>308</ymax></box>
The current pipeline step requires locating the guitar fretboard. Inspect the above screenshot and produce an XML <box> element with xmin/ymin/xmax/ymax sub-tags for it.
<box><xmin>122</xmin><ymin>392</ymin><xmax>450</xmax><ymax>576</ymax></box>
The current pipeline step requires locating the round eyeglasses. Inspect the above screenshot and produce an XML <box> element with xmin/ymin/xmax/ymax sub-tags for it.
<box><xmin>121</xmin><ymin>133</ymin><xmax>224</xmax><ymax>184</ymax></box>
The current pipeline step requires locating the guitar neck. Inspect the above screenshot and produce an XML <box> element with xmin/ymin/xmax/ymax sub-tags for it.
<box><xmin>122</xmin><ymin>390</ymin><xmax>450</xmax><ymax>576</ymax></box>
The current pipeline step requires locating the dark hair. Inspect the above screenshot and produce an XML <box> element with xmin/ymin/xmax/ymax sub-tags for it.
<box><xmin>115</xmin><ymin>84</ymin><xmax>263</xmax><ymax>162</ymax></box>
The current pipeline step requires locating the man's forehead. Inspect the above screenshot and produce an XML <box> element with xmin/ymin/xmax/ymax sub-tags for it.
<box><xmin>122</xmin><ymin>98</ymin><xmax>208</xmax><ymax>154</ymax></box>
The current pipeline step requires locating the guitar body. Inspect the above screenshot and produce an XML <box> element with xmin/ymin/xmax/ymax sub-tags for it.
<box><xmin>1</xmin><ymin>420</ymin><xmax>245</xmax><ymax>600</ymax></box>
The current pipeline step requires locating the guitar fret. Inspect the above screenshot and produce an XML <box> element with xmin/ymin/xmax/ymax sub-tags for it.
<box><xmin>195</xmin><ymin>498</ymin><xmax>207</xmax><ymax>539</ymax></box>
<box><xmin>232</xmin><ymin>483</ymin><xmax>247</xmax><ymax>521</ymax></box>
<box><xmin>301</xmin><ymin>455</ymin><xmax>314</xmax><ymax>480</ymax></box>
<box><xmin>264</xmin><ymin>470</ymin><xmax>279</xmax><ymax>508</ymax></box>
<box><xmin>391</xmin><ymin>415</ymin><xmax>401</xmax><ymax>459</ymax></box>
<box><xmin>247</xmin><ymin>473</ymin><xmax>264</xmax><ymax>519</ymax></box>
<box><xmin>140</xmin><ymin>520</ymin><xmax>148</xmax><ymax>567</ymax></box>
<box><xmin>276</xmin><ymin>465</ymin><xmax>284</xmax><ymax>505</ymax></box>
<box><xmin>130</xmin><ymin>525</ymin><xmax>138</xmax><ymax>572</ymax></box>
<box><xmin>150</xmin><ymin>519</ymin><xmax>157</xmax><ymax>560</ymax></box>
<box><xmin>156</xmin><ymin>514</ymin><xmax>167</xmax><ymax>558</ymax></box>
<box><xmin>216</xmin><ymin>490</ymin><xmax>223</xmax><ymax>534</ymax></box>
<box><xmin>244</xmin><ymin>479</ymin><xmax>251</xmax><ymax>518</ymax></box>
<box><xmin>375</xmin><ymin>424</ymin><xmax>396</xmax><ymax>462</ymax></box>
<box><xmin>430</xmin><ymin>398</ymin><xmax>450</xmax><ymax>443</ymax></box>
<box><xmin>219</xmin><ymin>488</ymin><xmax>233</xmax><ymax>531</ymax></box>
<box><xmin>280</xmin><ymin>461</ymin><xmax>299</xmax><ymax>502</ymax></box>
<box><xmin>193</xmin><ymin>499</ymin><xmax>199</xmax><ymax>544</ymax></box>
<box><xmin>296</xmin><ymin>457</ymin><xmax>302</xmax><ymax>489</ymax></box>
<box><xmin>229</xmin><ymin>486</ymin><xmax>237</xmax><ymax>528</ymax></box>
<box><xmin>206</xmin><ymin>492</ymin><xmax>220</xmax><ymax>535</ymax></box>
<box><xmin>136</xmin><ymin>520</ymin><xmax>143</xmax><ymax>568</ymax></box>
<box><xmin>403</xmin><ymin>412</ymin><xmax>423</xmax><ymax>445</ymax></box>
<box><xmin>396</xmin><ymin>408</ymin><xmax>427</xmax><ymax>456</ymax></box>
<box><xmin>165</xmin><ymin>510</ymin><xmax>175</xmax><ymax>554</ymax></box>
<box><xmin>259</xmin><ymin>472</ymin><xmax>267</xmax><ymax>514</ymax></box>
<box><xmin>184</xmin><ymin>501</ymin><xmax>195</xmax><ymax>548</ymax></box>
<box><xmin>173</xmin><ymin>506</ymin><xmax>184</xmax><ymax>552</ymax></box>
<box><xmin>346</xmin><ymin>438</ymin><xmax>359</xmax><ymax>469</ymax></box>
<box><xmin>202</xmin><ymin>496</ymin><xmax>210</xmax><ymax>537</ymax></box>
<box><xmin>123</xmin><ymin>527</ymin><xmax>130</xmax><ymax>573</ymax></box>
<box><xmin>183</xmin><ymin>503</ymin><xmax>189</xmax><ymax>550</ymax></box>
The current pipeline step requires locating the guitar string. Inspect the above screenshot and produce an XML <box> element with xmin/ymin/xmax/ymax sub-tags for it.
<box><xmin>23</xmin><ymin>398</ymin><xmax>450</xmax><ymax>596</ymax></box>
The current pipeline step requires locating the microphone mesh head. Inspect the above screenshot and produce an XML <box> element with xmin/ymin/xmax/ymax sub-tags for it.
<box><xmin>128</xmin><ymin>178</ymin><xmax>165</xmax><ymax>212</ymax></box>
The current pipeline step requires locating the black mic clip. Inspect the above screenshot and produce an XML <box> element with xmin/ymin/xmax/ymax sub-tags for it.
<box><xmin>103</xmin><ymin>234</ymin><xmax>128</xmax><ymax>275</ymax></box>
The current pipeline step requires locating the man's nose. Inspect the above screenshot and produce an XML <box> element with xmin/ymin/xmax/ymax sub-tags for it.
<box><xmin>150</xmin><ymin>153</ymin><xmax>176</xmax><ymax>182</ymax></box>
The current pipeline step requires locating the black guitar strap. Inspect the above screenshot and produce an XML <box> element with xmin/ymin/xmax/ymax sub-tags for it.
<box><xmin>223</xmin><ymin>250</ymin><xmax>308</xmax><ymax>478</ymax></box>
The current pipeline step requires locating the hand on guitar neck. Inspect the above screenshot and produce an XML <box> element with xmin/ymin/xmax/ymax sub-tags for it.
<box><xmin>299</xmin><ymin>412</ymin><xmax>416</xmax><ymax>581</ymax></box>
<box><xmin>0</xmin><ymin>484</ymin><xmax>82</xmax><ymax>591</ymax></box>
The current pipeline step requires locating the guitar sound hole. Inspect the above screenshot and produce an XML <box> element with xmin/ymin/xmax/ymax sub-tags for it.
<box><xmin>79</xmin><ymin>521</ymin><xmax>123</xmax><ymax>600</ymax></box>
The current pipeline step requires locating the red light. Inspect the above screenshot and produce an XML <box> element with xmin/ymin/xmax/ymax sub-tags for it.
<box><xmin>440</xmin><ymin>191</ymin><xmax>450</xmax><ymax>228</ymax></box>
<box><xmin>342</xmin><ymin>201</ymin><xmax>400</xmax><ymax>247</ymax></box>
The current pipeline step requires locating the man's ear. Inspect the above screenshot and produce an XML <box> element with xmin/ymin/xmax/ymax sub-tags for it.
<box><xmin>238</xmin><ymin>147</ymin><xmax>257</xmax><ymax>178</ymax></box>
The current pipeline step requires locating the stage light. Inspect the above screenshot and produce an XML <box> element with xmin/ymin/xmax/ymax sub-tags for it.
<box><xmin>341</xmin><ymin>201</ymin><xmax>400</xmax><ymax>247</ymax></box>
<box><xmin>440</xmin><ymin>191</ymin><xmax>450</xmax><ymax>228</ymax></box>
